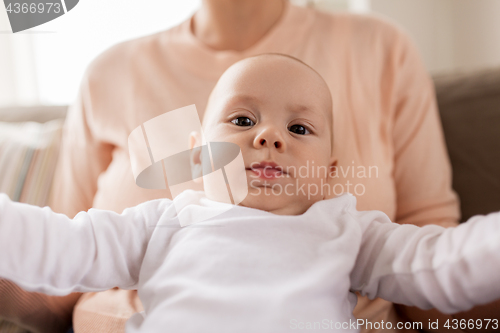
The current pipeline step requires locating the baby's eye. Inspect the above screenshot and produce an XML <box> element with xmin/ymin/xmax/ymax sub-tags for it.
<box><xmin>288</xmin><ymin>124</ymin><xmax>310</xmax><ymax>135</ymax></box>
<box><xmin>231</xmin><ymin>117</ymin><xmax>255</xmax><ymax>127</ymax></box>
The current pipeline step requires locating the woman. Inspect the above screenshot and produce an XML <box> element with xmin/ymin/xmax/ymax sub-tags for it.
<box><xmin>1</xmin><ymin>0</ymin><xmax>498</xmax><ymax>332</ymax></box>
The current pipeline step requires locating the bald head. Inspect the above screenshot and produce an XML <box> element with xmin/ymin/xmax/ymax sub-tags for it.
<box><xmin>202</xmin><ymin>53</ymin><xmax>334</xmax><ymax>151</ymax></box>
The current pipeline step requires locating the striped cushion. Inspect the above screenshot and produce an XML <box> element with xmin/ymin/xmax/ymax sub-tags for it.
<box><xmin>0</xmin><ymin>119</ymin><xmax>64</xmax><ymax>206</ymax></box>
<box><xmin>0</xmin><ymin>119</ymin><xmax>64</xmax><ymax>333</ymax></box>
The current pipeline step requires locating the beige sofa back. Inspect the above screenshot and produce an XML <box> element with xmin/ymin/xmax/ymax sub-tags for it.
<box><xmin>434</xmin><ymin>67</ymin><xmax>500</xmax><ymax>221</ymax></box>
<box><xmin>0</xmin><ymin>105</ymin><xmax>67</xmax><ymax>123</ymax></box>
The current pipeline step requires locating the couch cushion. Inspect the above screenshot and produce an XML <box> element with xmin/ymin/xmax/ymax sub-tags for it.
<box><xmin>0</xmin><ymin>119</ymin><xmax>64</xmax><ymax>207</ymax></box>
<box><xmin>434</xmin><ymin>67</ymin><xmax>500</xmax><ymax>221</ymax></box>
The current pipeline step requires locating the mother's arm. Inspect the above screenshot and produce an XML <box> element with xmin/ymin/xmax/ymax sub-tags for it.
<box><xmin>49</xmin><ymin>65</ymin><xmax>115</xmax><ymax>218</ymax></box>
<box><xmin>388</xmin><ymin>26</ymin><xmax>500</xmax><ymax>332</ymax></box>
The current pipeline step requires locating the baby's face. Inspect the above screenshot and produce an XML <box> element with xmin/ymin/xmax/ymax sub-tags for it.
<box><xmin>200</xmin><ymin>55</ymin><xmax>336</xmax><ymax>215</ymax></box>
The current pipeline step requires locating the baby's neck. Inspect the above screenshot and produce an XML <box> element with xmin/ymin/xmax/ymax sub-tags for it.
<box><xmin>238</xmin><ymin>200</ymin><xmax>318</xmax><ymax>216</ymax></box>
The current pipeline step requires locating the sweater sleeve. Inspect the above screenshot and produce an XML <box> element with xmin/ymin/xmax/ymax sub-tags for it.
<box><xmin>350</xmin><ymin>207</ymin><xmax>500</xmax><ymax>314</ymax></box>
<box><xmin>389</xmin><ymin>28</ymin><xmax>460</xmax><ymax>228</ymax></box>
<box><xmin>48</xmin><ymin>67</ymin><xmax>114</xmax><ymax>218</ymax></box>
<box><xmin>0</xmin><ymin>193</ymin><xmax>167</xmax><ymax>296</ymax></box>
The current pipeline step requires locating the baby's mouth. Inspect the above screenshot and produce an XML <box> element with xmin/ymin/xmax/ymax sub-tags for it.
<box><xmin>246</xmin><ymin>162</ymin><xmax>287</xmax><ymax>179</ymax></box>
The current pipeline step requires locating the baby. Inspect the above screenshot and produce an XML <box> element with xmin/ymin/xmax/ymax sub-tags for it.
<box><xmin>1</xmin><ymin>54</ymin><xmax>500</xmax><ymax>333</ymax></box>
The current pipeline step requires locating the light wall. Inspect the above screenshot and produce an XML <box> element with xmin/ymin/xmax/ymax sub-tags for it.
<box><xmin>371</xmin><ymin>0</ymin><xmax>500</xmax><ymax>74</ymax></box>
<box><xmin>0</xmin><ymin>9</ymin><xmax>39</xmax><ymax>105</ymax></box>
<box><xmin>0</xmin><ymin>0</ymin><xmax>201</xmax><ymax>106</ymax></box>
<box><xmin>452</xmin><ymin>1</ymin><xmax>500</xmax><ymax>72</ymax></box>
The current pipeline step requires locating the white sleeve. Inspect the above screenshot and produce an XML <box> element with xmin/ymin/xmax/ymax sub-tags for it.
<box><xmin>0</xmin><ymin>193</ymin><xmax>170</xmax><ymax>296</ymax></box>
<box><xmin>349</xmin><ymin>207</ymin><xmax>500</xmax><ymax>314</ymax></box>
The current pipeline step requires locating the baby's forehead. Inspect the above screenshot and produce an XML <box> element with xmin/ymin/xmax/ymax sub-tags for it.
<box><xmin>222</xmin><ymin>55</ymin><xmax>322</xmax><ymax>88</ymax></box>
<box><xmin>203</xmin><ymin>54</ymin><xmax>333</xmax><ymax>126</ymax></box>
<box><xmin>217</xmin><ymin>56</ymin><xmax>330</xmax><ymax>103</ymax></box>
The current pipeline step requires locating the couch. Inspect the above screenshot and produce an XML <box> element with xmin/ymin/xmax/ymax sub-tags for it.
<box><xmin>433</xmin><ymin>68</ymin><xmax>500</xmax><ymax>221</ymax></box>
<box><xmin>0</xmin><ymin>68</ymin><xmax>499</xmax><ymax>332</ymax></box>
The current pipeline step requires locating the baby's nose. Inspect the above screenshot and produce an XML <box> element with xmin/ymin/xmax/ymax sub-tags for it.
<box><xmin>254</xmin><ymin>128</ymin><xmax>286</xmax><ymax>152</ymax></box>
<box><xmin>258</xmin><ymin>138</ymin><xmax>282</xmax><ymax>149</ymax></box>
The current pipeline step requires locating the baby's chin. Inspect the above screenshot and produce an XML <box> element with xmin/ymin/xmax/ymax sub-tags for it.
<box><xmin>237</xmin><ymin>189</ymin><xmax>314</xmax><ymax>216</ymax></box>
<box><xmin>201</xmin><ymin>182</ymin><xmax>324</xmax><ymax>215</ymax></box>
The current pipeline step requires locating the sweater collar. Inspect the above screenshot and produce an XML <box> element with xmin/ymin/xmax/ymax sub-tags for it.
<box><xmin>163</xmin><ymin>1</ymin><xmax>316</xmax><ymax>80</ymax></box>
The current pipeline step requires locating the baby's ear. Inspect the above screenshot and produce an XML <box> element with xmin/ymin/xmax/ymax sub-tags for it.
<box><xmin>189</xmin><ymin>131</ymin><xmax>203</xmax><ymax>183</ymax></box>
<box><xmin>189</xmin><ymin>131</ymin><xmax>202</xmax><ymax>150</ymax></box>
<box><xmin>328</xmin><ymin>157</ymin><xmax>338</xmax><ymax>179</ymax></box>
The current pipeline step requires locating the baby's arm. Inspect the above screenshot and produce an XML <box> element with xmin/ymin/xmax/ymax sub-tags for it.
<box><xmin>350</xmin><ymin>207</ymin><xmax>500</xmax><ymax>314</ymax></box>
<box><xmin>0</xmin><ymin>193</ymin><xmax>168</xmax><ymax>296</ymax></box>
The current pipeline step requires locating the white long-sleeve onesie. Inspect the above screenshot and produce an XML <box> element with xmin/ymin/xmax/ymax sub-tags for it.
<box><xmin>0</xmin><ymin>190</ymin><xmax>499</xmax><ymax>333</ymax></box>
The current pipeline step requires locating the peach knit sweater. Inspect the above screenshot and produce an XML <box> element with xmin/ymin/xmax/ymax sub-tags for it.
<box><xmin>4</xmin><ymin>1</ymin><xmax>460</xmax><ymax>332</ymax></box>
